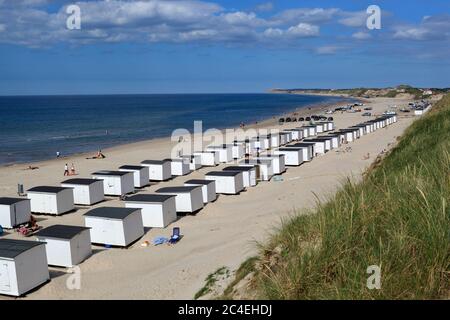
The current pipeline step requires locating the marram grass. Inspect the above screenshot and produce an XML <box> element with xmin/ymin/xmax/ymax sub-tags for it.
<box><xmin>250</xmin><ymin>94</ymin><xmax>450</xmax><ymax>299</ymax></box>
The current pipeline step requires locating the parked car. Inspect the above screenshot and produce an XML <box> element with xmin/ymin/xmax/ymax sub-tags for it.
<box><xmin>327</xmin><ymin>117</ymin><xmax>334</xmax><ymax>121</ymax></box>
<box><xmin>305</xmin><ymin>117</ymin><xmax>311</xmax><ymax>121</ymax></box>
<box><xmin>278</xmin><ymin>118</ymin><xmax>285</xmax><ymax>123</ymax></box>
<box><xmin>362</xmin><ymin>112</ymin><xmax>372</xmax><ymax>116</ymax></box>
<box><xmin>298</xmin><ymin>117</ymin><xmax>305</xmax><ymax>122</ymax></box>
<box><xmin>285</xmin><ymin>117</ymin><xmax>292</xmax><ymax>122</ymax></box>
<box><xmin>364</xmin><ymin>107</ymin><xmax>372</xmax><ymax>110</ymax></box>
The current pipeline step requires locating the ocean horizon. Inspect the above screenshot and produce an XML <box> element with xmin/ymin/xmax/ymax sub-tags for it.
<box><xmin>0</xmin><ymin>93</ymin><xmax>350</xmax><ymax>165</ymax></box>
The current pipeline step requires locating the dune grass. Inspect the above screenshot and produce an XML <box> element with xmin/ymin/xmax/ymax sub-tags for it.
<box><xmin>249</xmin><ymin>94</ymin><xmax>450</xmax><ymax>299</ymax></box>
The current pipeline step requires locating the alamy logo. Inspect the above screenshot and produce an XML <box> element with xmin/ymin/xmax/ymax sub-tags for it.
<box><xmin>366</xmin><ymin>265</ymin><xmax>381</xmax><ymax>289</ymax></box>
<box><xmin>66</xmin><ymin>4</ymin><xmax>81</xmax><ymax>30</ymax></box>
<box><xmin>366</xmin><ymin>5</ymin><xmax>381</xmax><ymax>30</ymax></box>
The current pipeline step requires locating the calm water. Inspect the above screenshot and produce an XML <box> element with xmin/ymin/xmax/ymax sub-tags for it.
<box><xmin>0</xmin><ymin>94</ymin><xmax>348</xmax><ymax>165</ymax></box>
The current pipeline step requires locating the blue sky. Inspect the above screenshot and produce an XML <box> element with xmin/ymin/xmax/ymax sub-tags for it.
<box><xmin>0</xmin><ymin>0</ymin><xmax>448</xmax><ymax>95</ymax></box>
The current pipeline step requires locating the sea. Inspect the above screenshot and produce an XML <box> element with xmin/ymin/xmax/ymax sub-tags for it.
<box><xmin>0</xmin><ymin>93</ymin><xmax>350</xmax><ymax>165</ymax></box>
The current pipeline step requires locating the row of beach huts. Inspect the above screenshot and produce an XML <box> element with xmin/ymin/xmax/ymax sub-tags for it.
<box><xmin>0</xmin><ymin>115</ymin><xmax>397</xmax><ymax>296</ymax></box>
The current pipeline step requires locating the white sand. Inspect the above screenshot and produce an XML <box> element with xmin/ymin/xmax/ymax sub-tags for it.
<box><xmin>0</xmin><ymin>97</ymin><xmax>416</xmax><ymax>300</ymax></box>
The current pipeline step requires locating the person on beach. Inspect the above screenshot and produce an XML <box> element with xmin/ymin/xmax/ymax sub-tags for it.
<box><xmin>64</xmin><ymin>163</ymin><xmax>69</xmax><ymax>176</ymax></box>
<box><xmin>70</xmin><ymin>163</ymin><xmax>76</xmax><ymax>175</ymax></box>
<box><xmin>56</xmin><ymin>151</ymin><xmax>60</xmax><ymax>158</ymax></box>
<box><xmin>96</xmin><ymin>150</ymin><xmax>105</xmax><ymax>159</ymax></box>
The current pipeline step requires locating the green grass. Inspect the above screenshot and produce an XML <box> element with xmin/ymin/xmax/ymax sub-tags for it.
<box><xmin>245</xmin><ymin>94</ymin><xmax>450</xmax><ymax>299</ymax></box>
<box><xmin>194</xmin><ymin>266</ymin><xmax>230</xmax><ymax>299</ymax></box>
<box><xmin>220</xmin><ymin>257</ymin><xmax>259</xmax><ymax>299</ymax></box>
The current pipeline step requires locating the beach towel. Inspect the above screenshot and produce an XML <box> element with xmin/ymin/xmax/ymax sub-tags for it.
<box><xmin>153</xmin><ymin>237</ymin><xmax>168</xmax><ymax>246</ymax></box>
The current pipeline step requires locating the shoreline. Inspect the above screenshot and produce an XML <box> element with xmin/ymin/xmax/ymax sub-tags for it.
<box><xmin>1</xmin><ymin>94</ymin><xmax>355</xmax><ymax>169</ymax></box>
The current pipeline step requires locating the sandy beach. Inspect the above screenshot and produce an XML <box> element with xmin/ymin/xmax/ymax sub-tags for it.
<box><xmin>0</xmin><ymin>96</ymin><xmax>416</xmax><ymax>300</ymax></box>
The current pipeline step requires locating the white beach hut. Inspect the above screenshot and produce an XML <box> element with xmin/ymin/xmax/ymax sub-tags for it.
<box><xmin>61</xmin><ymin>178</ymin><xmax>104</xmax><ymax>206</ymax></box>
<box><xmin>284</xmin><ymin>129</ymin><xmax>302</xmax><ymax>141</ymax></box>
<box><xmin>156</xmin><ymin>186</ymin><xmax>204</xmax><ymax>213</ymax></box>
<box><xmin>238</xmin><ymin>159</ymin><xmax>273</xmax><ymax>181</ymax></box>
<box><xmin>274</xmin><ymin>148</ymin><xmax>303</xmax><ymax>166</ymax></box>
<box><xmin>339</xmin><ymin>130</ymin><xmax>354</xmax><ymax>143</ymax></box>
<box><xmin>324</xmin><ymin>135</ymin><xmax>340</xmax><ymax>149</ymax></box>
<box><xmin>269</xmin><ymin>134</ymin><xmax>281</xmax><ymax>148</ymax></box>
<box><xmin>297</xmin><ymin>127</ymin><xmax>309</xmax><ymax>139</ymax></box>
<box><xmin>124</xmin><ymin>194</ymin><xmax>177</xmax><ymax>228</ymax></box>
<box><xmin>0</xmin><ymin>197</ymin><xmax>31</xmax><ymax>229</ymax></box>
<box><xmin>27</xmin><ymin>186</ymin><xmax>74</xmax><ymax>215</ymax></box>
<box><xmin>316</xmin><ymin>137</ymin><xmax>333</xmax><ymax>151</ymax></box>
<box><xmin>35</xmin><ymin>225</ymin><xmax>92</xmax><ymax>268</ymax></box>
<box><xmin>205</xmin><ymin>171</ymin><xmax>244</xmax><ymax>194</ymax></box>
<box><xmin>92</xmin><ymin>171</ymin><xmax>134</xmax><ymax>196</ymax></box>
<box><xmin>167</xmin><ymin>158</ymin><xmax>191</xmax><ymax>176</ymax></box>
<box><xmin>288</xmin><ymin>143</ymin><xmax>314</xmax><ymax>162</ymax></box>
<box><xmin>302</xmin><ymin>125</ymin><xmax>316</xmax><ymax>137</ymax></box>
<box><xmin>184</xmin><ymin>179</ymin><xmax>217</xmax><ymax>204</ymax></box>
<box><xmin>206</xmin><ymin>145</ymin><xmax>232</xmax><ymax>163</ymax></box>
<box><xmin>256</xmin><ymin>154</ymin><xmax>286</xmax><ymax>174</ymax></box>
<box><xmin>140</xmin><ymin>159</ymin><xmax>172</xmax><ymax>181</ymax></box>
<box><xmin>179</xmin><ymin>155</ymin><xmax>202</xmax><ymax>171</ymax></box>
<box><xmin>0</xmin><ymin>239</ymin><xmax>49</xmax><ymax>297</ymax></box>
<box><xmin>314</xmin><ymin>123</ymin><xmax>324</xmax><ymax>134</ymax></box>
<box><xmin>234</xmin><ymin>139</ymin><xmax>251</xmax><ymax>156</ymax></box>
<box><xmin>231</xmin><ymin>142</ymin><xmax>246</xmax><ymax>159</ymax></box>
<box><xmin>193</xmin><ymin>151</ymin><xmax>220</xmax><ymax>167</ymax></box>
<box><xmin>223</xmin><ymin>166</ymin><xmax>257</xmax><ymax>187</ymax></box>
<box><xmin>303</xmin><ymin>139</ymin><xmax>326</xmax><ymax>155</ymax></box>
<box><xmin>119</xmin><ymin>165</ymin><xmax>150</xmax><ymax>188</ymax></box>
<box><xmin>84</xmin><ymin>207</ymin><xmax>144</xmax><ymax>247</ymax></box>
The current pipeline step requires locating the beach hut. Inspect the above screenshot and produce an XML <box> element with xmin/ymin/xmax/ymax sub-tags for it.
<box><xmin>84</xmin><ymin>207</ymin><xmax>144</xmax><ymax>247</ymax></box>
<box><xmin>324</xmin><ymin>135</ymin><xmax>340</xmax><ymax>149</ymax></box>
<box><xmin>285</xmin><ymin>143</ymin><xmax>313</xmax><ymax>162</ymax></box>
<box><xmin>269</xmin><ymin>134</ymin><xmax>281</xmax><ymax>148</ymax></box>
<box><xmin>338</xmin><ymin>129</ymin><xmax>354</xmax><ymax>143</ymax></box>
<box><xmin>92</xmin><ymin>171</ymin><xmax>134</xmax><ymax>196</ymax></box>
<box><xmin>61</xmin><ymin>178</ymin><xmax>105</xmax><ymax>206</ymax></box>
<box><xmin>140</xmin><ymin>160</ymin><xmax>172</xmax><ymax>181</ymax></box>
<box><xmin>258</xmin><ymin>136</ymin><xmax>271</xmax><ymax>150</ymax></box>
<box><xmin>223</xmin><ymin>166</ymin><xmax>257</xmax><ymax>187</ymax></box>
<box><xmin>35</xmin><ymin>225</ymin><xmax>92</xmax><ymax>267</ymax></box>
<box><xmin>297</xmin><ymin>127</ymin><xmax>309</xmax><ymax>139</ymax></box>
<box><xmin>279</xmin><ymin>132</ymin><xmax>291</xmax><ymax>145</ymax></box>
<box><xmin>119</xmin><ymin>165</ymin><xmax>150</xmax><ymax>188</ymax></box>
<box><xmin>256</xmin><ymin>154</ymin><xmax>286</xmax><ymax>174</ymax></box>
<box><xmin>27</xmin><ymin>186</ymin><xmax>74</xmax><ymax>215</ymax></box>
<box><xmin>193</xmin><ymin>151</ymin><xmax>220</xmax><ymax>167</ymax></box>
<box><xmin>319</xmin><ymin>122</ymin><xmax>334</xmax><ymax>131</ymax></box>
<box><xmin>234</xmin><ymin>139</ymin><xmax>251</xmax><ymax>156</ymax></box>
<box><xmin>179</xmin><ymin>155</ymin><xmax>202</xmax><ymax>171</ymax></box>
<box><xmin>303</xmin><ymin>139</ymin><xmax>326</xmax><ymax>155</ymax></box>
<box><xmin>274</xmin><ymin>148</ymin><xmax>303</xmax><ymax>166</ymax></box>
<box><xmin>167</xmin><ymin>158</ymin><xmax>191</xmax><ymax>176</ymax></box>
<box><xmin>314</xmin><ymin>123</ymin><xmax>324</xmax><ymax>133</ymax></box>
<box><xmin>0</xmin><ymin>198</ymin><xmax>31</xmax><ymax>229</ymax></box>
<box><xmin>302</xmin><ymin>125</ymin><xmax>316</xmax><ymax>137</ymax></box>
<box><xmin>230</xmin><ymin>142</ymin><xmax>246</xmax><ymax>159</ymax></box>
<box><xmin>238</xmin><ymin>159</ymin><xmax>273</xmax><ymax>181</ymax></box>
<box><xmin>350</xmin><ymin>125</ymin><xmax>365</xmax><ymax>137</ymax></box>
<box><xmin>315</xmin><ymin>137</ymin><xmax>333</xmax><ymax>151</ymax></box>
<box><xmin>0</xmin><ymin>239</ymin><xmax>49</xmax><ymax>297</ymax></box>
<box><xmin>124</xmin><ymin>194</ymin><xmax>177</xmax><ymax>228</ymax></box>
<box><xmin>206</xmin><ymin>145</ymin><xmax>232</xmax><ymax>163</ymax></box>
<box><xmin>156</xmin><ymin>186</ymin><xmax>204</xmax><ymax>213</ymax></box>
<box><xmin>184</xmin><ymin>179</ymin><xmax>217</xmax><ymax>204</ymax></box>
<box><xmin>205</xmin><ymin>171</ymin><xmax>244</xmax><ymax>194</ymax></box>
<box><xmin>283</xmin><ymin>129</ymin><xmax>302</xmax><ymax>141</ymax></box>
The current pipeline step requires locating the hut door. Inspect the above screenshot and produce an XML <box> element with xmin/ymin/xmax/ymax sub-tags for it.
<box><xmin>0</xmin><ymin>263</ymin><xmax>11</xmax><ymax>292</ymax></box>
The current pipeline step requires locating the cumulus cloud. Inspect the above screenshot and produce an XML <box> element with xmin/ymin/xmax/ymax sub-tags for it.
<box><xmin>338</xmin><ymin>11</ymin><xmax>367</xmax><ymax>27</ymax></box>
<box><xmin>393</xmin><ymin>14</ymin><xmax>450</xmax><ymax>40</ymax></box>
<box><xmin>286</xmin><ymin>23</ymin><xmax>319</xmax><ymax>37</ymax></box>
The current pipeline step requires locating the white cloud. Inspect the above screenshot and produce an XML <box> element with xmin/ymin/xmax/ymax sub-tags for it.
<box><xmin>393</xmin><ymin>14</ymin><xmax>450</xmax><ymax>40</ymax></box>
<box><xmin>272</xmin><ymin>7</ymin><xmax>339</xmax><ymax>25</ymax></box>
<box><xmin>286</xmin><ymin>23</ymin><xmax>319</xmax><ymax>37</ymax></box>
<box><xmin>338</xmin><ymin>11</ymin><xmax>367</xmax><ymax>27</ymax></box>
<box><xmin>316</xmin><ymin>46</ymin><xmax>340</xmax><ymax>55</ymax></box>
<box><xmin>352</xmin><ymin>31</ymin><xmax>372</xmax><ymax>40</ymax></box>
